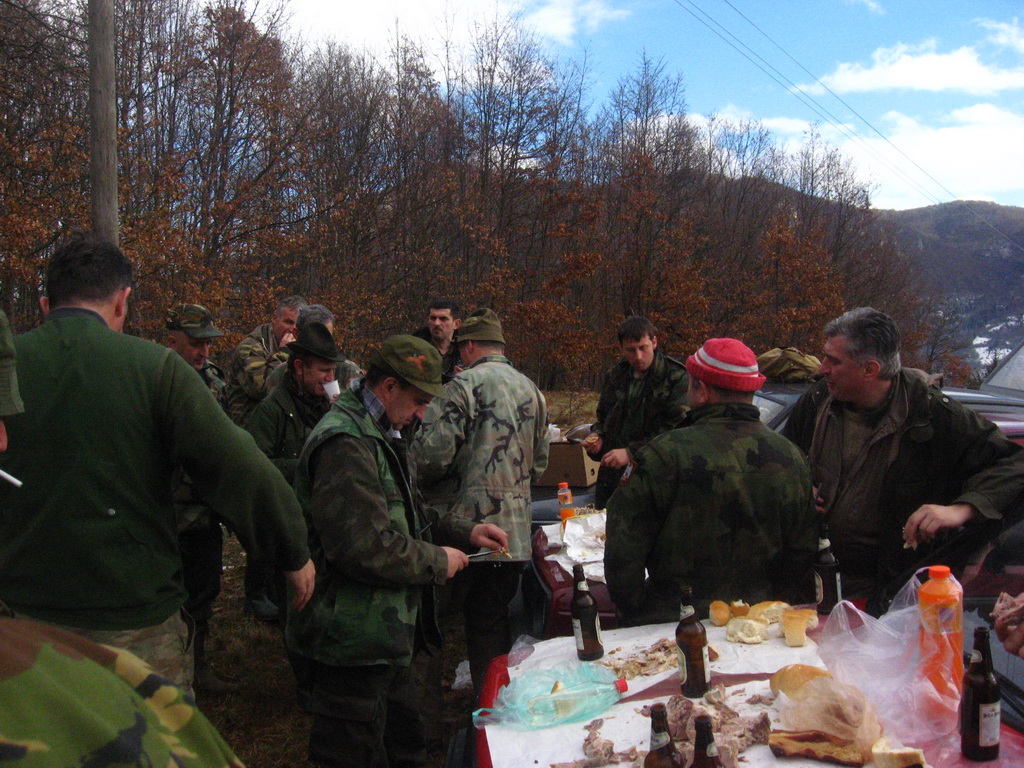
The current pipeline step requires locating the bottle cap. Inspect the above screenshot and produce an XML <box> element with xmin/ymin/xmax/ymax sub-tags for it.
<box><xmin>928</xmin><ymin>564</ymin><xmax>951</xmax><ymax>580</ymax></box>
<box><xmin>558</xmin><ymin>481</ymin><xmax>569</xmax><ymax>489</ymax></box>
<box><xmin>614</xmin><ymin>678</ymin><xmax>628</xmax><ymax>693</ymax></box>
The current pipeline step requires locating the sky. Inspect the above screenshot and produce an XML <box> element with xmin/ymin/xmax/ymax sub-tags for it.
<box><xmin>281</xmin><ymin>0</ymin><xmax>1024</xmax><ymax>211</ymax></box>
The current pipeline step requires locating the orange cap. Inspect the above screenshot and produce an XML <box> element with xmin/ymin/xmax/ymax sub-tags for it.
<box><xmin>614</xmin><ymin>678</ymin><xmax>628</xmax><ymax>693</ymax></box>
<box><xmin>928</xmin><ymin>565</ymin><xmax>951</xmax><ymax>580</ymax></box>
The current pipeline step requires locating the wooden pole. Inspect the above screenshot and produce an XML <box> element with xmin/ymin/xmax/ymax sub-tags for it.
<box><xmin>88</xmin><ymin>0</ymin><xmax>118</xmax><ymax>244</ymax></box>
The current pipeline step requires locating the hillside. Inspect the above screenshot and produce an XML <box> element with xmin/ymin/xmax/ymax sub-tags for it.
<box><xmin>879</xmin><ymin>201</ymin><xmax>1024</xmax><ymax>359</ymax></box>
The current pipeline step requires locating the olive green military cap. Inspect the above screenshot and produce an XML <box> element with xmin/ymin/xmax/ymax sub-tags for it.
<box><xmin>369</xmin><ymin>335</ymin><xmax>447</xmax><ymax>398</ymax></box>
<box><xmin>456</xmin><ymin>307</ymin><xmax>505</xmax><ymax>345</ymax></box>
<box><xmin>166</xmin><ymin>304</ymin><xmax>224</xmax><ymax>340</ymax></box>
<box><xmin>0</xmin><ymin>310</ymin><xmax>24</xmax><ymax>417</ymax></box>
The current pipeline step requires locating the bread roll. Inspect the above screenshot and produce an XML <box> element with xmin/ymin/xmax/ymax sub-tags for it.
<box><xmin>709</xmin><ymin>600</ymin><xmax>731</xmax><ymax>626</ymax></box>
<box><xmin>730</xmin><ymin>599</ymin><xmax>749</xmax><ymax>617</ymax></box>
<box><xmin>871</xmin><ymin>737</ymin><xmax>927</xmax><ymax>768</ymax></box>
<box><xmin>782</xmin><ymin>612</ymin><xmax>809</xmax><ymax>646</ymax></box>
<box><xmin>725</xmin><ymin>616</ymin><xmax>769</xmax><ymax>644</ymax></box>
<box><xmin>748</xmin><ymin>600</ymin><xmax>791</xmax><ymax>624</ymax></box>
<box><xmin>769</xmin><ymin>664</ymin><xmax>832</xmax><ymax>697</ymax></box>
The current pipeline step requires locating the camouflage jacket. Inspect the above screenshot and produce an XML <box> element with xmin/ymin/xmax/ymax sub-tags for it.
<box><xmin>286</xmin><ymin>387</ymin><xmax>475</xmax><ymax>668</ymax></box>
<box><xmin>411</xmin><ymin>354</ymin><xmax>550</xmax><ymax>561</ymax></box>
<box><xmin>224</xmin><ymin>322</ymin><xmax>288</xmax><ymax>425</ymax></box>
<box><xmin>245</xmin><ymin>371</ymin><xmax>330</xmax><ymax>485</ymax></box>
<box><xmin>0</xmin><ymin>616</ymin><xmax>242</xmax><ymax>768</ymax></box>
<box><xmin>173</xmin><ymin>360</ymin><xmax>228</xmax><ymax>531</ymax></box>
<box><xmin>592</xmin><ymin>350</ymin><xmax>689</xmax><ymax>456</ymax></box>
<box><xmin>783</xmin><ymin>370</ymin><xmax>1024</xmax><ymax>601</ymax></box>
<box><xmin>264</xmin><ymin>354</ymin><xmax>362</xmax><ymax>393</ymax></box>
<box><xmin>605</xmin><ymin>402</ymin><xmax>817</xmax><ymax>625</ymax></box>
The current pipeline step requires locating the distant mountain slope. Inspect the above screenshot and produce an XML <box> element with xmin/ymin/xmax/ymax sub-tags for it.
<box><xmin>879</xmin><ymin>201</ymin><xmax>1024</xmax><ymax>355</ymax></box>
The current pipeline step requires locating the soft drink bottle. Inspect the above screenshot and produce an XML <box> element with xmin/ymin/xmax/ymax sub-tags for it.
<box><xmin>558</xmin><ymin>482</ymin><xmax>575</xmax><ymax>532</ymax></box>
<box><xmin>918</xmin><ymin>565</ymin><xmax>964</xmax><ymax>709</ymax></box>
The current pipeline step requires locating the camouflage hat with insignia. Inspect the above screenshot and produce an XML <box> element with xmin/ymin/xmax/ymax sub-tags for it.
<box><xmin>166</xmin><ymin>304</ymin><xmax>223</xmax><ymax>340</ymax></box>
<box><xmin>368</xmin><ymin>335</ymin><xmax>447</xmax><ymax>398</ymax></box>
<box><xmin>455</xmin><ymin>307</ymin><xmax>505</xmax><ymax>345</ymax></box>
<box><xmin>0</xmin><ymin>310</ymin><xmax>24</xmax><ymax>418</ymax></box>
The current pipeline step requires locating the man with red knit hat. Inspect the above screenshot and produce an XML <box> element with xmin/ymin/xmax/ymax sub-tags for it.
<box><xmin>605</xmin><ymin>338</ymin><xmax>818</xmax><ymax>625</ymax></box>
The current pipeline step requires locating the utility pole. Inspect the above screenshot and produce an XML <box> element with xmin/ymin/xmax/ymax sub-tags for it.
<box><xmin>88</xmin><ymin>0</ymin><xmax>118</xmax><ymax>244</ymax></box>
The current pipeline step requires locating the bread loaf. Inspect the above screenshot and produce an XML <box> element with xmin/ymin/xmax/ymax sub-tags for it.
<box><xmin>730</xmin><ymin>599</ymin><xmax>749</xmax><ymax>617</ymax></box>
<box><xmin>871</xmin><ymin>737</ymin><xmax>926</xmax><ymax>768</ymax></box>
<box><xmin>725</xmin><ymin>616</ymin><xmax>769</xmax><ymax>644</ymax></box>
<box><xmin>748</xmin><ymin>600</ymin><xmax>791</xmax><ymax>624</ymax></box>
<box><xmin>709</xmin><ymin>600</ymin><xmax>731</xmax><ymax>626</ymax></box>
<box><xmin>769</xmin><ymin>664</ymin><xmax>832</xmax><ymax>697</ymax></box>
<box><xmin>781</xmin><ymin>608</ymin><xmax>819</xmax><ymax>647</ymax></box>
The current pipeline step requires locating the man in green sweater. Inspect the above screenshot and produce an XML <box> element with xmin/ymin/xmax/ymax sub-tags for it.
<box><xmin>0</xmin><ymin>233</ymin><xmax>315</xmax><ymax>691</ymax></box>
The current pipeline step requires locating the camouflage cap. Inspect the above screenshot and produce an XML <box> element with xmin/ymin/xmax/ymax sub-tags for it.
<box><xmin>0</xmin><ymin>310</ymin><xmax>24</xmax><ymax>417</ymax></box>
<box><xmin>166</xmin><ymin>304</ymin><xmax>223</xmax><ymax>340</ymax></box>
<box><xmin>368</xmin><ymin>335</ymin><xmax>447</xmax><ymax>398</ymax></box>
<box><xmin>455</xmin><ymin>307</ymin><xmax>505</xmax><ymax>345</ymax></box>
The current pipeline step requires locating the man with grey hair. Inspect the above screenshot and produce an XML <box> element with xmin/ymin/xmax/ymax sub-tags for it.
<box><xmin>783</xmin><ymin>307</ymin><xmax>1024</xmax><ymax>605</ymax></box>
<box><xmin>224</xmin><ymin>294</ymin><xmax>307</xmax><ymax>424</ymax></box>
<box><xmin>265</xmin><ymin>304</ymin><xmax>361</xmax><ymax>393</ymax></box>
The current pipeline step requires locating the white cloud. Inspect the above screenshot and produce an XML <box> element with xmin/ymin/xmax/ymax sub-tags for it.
<box><xmin>978</xmin><ymin>16</ymin><xmax>1024</xmax><ymax>54</ymax></box>
<box><xmin>838</xmin><ymin>104</ymin><xmax>1024</xmax><ymax>209</ymax></box>
<box><xmin>522</xmin><ymin>0</ymin><xmax>629</xmax><ymax>45</ymax></box>
<box><xmin>845</xmin><ymin>0</ymin><xmax>884</xmax><ymax>16</ymax></box>
<box><xmin>798</xmin><ymin>39</ymin><xmax>1024</xmax><ymax>95</ymax></box>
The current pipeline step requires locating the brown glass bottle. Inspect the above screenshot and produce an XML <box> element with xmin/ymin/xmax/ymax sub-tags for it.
<box><xmin>961</xmin><ymin>626</ymin><xmax>1000</xmax><ymax>761</ymax></box>
<box><xmin>691</xmin><ymin>714</ymin><xmax>724</xmax><ymax>767</ymax></box>
<box><xmin>675</xmin><ymin>586</ymin><xmax>709</xmax><ymax>698</ymax></box>
<box><xmin>643</xmin><ymin>702</ymin><xmax>684</xmax><ymax>767</ymax></box>
<box><xmin>813</xmin><ymin>520</ymin><xmax>843</xmax><ymax>614</ymax></box>
<box><xmin>571</xmin><ymin>564</ymin><xmax>604</xmax><ymax>661</ymax></box>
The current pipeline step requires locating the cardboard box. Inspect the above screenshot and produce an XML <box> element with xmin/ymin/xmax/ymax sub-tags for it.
<box><xmin>534</xmin><ymin>442</ymin><xmax>600</xmax><ymax>487</ymax></box>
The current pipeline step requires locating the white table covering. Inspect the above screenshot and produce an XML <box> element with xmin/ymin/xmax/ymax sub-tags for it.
<box><xmin>484</xmin><ymin>622</ymin><xmax>829</xmax><ymax>768</ymax></box>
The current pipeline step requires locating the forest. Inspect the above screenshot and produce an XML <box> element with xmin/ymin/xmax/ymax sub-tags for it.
<box><xmin>0</xmin><ymin>0</ymin><xmax>970</xmax><ymax>387</ymax></box>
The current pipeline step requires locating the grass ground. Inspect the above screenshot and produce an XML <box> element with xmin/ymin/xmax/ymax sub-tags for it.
<box><xmin>199</xmin><ymin>390</ymin><xmax>598</xmax><ymax>766</ymax></box>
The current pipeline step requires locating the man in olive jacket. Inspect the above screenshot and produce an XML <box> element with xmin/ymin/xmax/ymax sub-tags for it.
<box><xmin>586</xmin><ymin>316</ymin><xmax>688</xmax><ymax>508</ymax></box>
<box><xmin>783</xmin><ymin>307</ymin><xmax>1024</xmax><ymax>605</ymax></box>
<box><xmin>605</xmin><ymin>338</ymin><xmax>817</xmax><ymax>625</ymax></box>
<box><xmin>0</xmin><ymin>233</ymin><xmax>314</xmax><ymax>690</ymax></box>
<box><xmin>286</xmin><ymin>335</ymin><xmax>507</xmax><ymax>768</ymax></box>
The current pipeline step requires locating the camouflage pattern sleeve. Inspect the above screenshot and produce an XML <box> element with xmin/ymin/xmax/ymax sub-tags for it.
<box><xmin>231</xmin><ymin>333</ymin><xmax>287</xmax><ymax>401</ymax></box>
<box><xmin>0</xmin><ymin>618</ymin><xmax>243</xmax><ymax>768</ymax></box>
<box><xmin>624</xmin><ymin>360</ymin><xmax>688</xmax><ymax>457</ymax></box>
<box><xmin>310</xmin><ymin>435</ymin><xmax>449</xmax><ymax>587</ymax></box>
<box><xmin>604</xmin><ymin>447</ymin><xmax>668</xmax><ymax>619</ymax></box>
<box><xmin>411</xmin><ymin>384</ymin><xmax>470</xmax><ymax>488</ymax></box>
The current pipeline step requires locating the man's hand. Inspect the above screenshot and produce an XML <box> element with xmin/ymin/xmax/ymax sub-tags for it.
<box><xmin>583</xmin><ymin>433</ymin><xmax>602</xmax><ymax>456</ymax></box>
<box><xmin>996</xmin><ymin>618</ymin><xmax>1024</xmax><ymax>659</ymax></box>
<box><xmin>285</xmin><ymin>559</ymin><xmax>316</xmax><ymax>611</ymax></box>
<box><xmin>903</xmin><ymin>503</ymin><xmax>977</xmax><ymax>548</ymax></box>
<box><xmin>469</xmin><ymin>523</ymin><xmax>508</xmax><ymax>551</ymax></box>
<box><xmin>813</xmin><ymin>485</ymin><xmax>827</xmax><ymax>516</ymax></box>
<box><xmin>442</xmin><ymin>546</ymin><xmax>470</xmax><ymax>579</ymax></box>
<box><xmin>600</xmin><ymin>448</ymin><xmax>630</xmax><ymax>469</ymax></box>
<box><xmin>280</xmin><ymin>329</ymin><xmax>298</xmax><ymax>346</ymax></box>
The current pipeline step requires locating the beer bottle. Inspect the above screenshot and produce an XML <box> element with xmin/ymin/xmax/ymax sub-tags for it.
<box><xmin>675</xmin><ymin>586</ymin><xmax>709</xmax><ymax>698</ymax></box>
<box><xmin>961</xmin><ymin>626</ymin><xmax>1000</xmax><ymax>761</ymax></box>
<box><xmin>691</xmin><ymin>714</ymin><xmax>724</xmax><ymax>767</ymax></box>
<box><xmin>643</xmin><ymin>702</ymin><xmax>683</xmax><ymax>767</ymax></box>
<box><xmin>571</xmin><ymin>564</ymin><xmax>604</xmax><ymax>661</ymax></box>
<box><xmin>813</xmin><ymin>519</ymin><xmax>842</xmax><ymax>614</ymax></box>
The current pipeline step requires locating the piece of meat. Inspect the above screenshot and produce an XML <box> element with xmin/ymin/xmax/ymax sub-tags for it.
<box><xmin>744</xmin><ymin>691</ymin><xmax>776</xmax><ymax>706</ymax></box>
<box><xmin>721</xmin><ymin>712</ymin><xmax>771</xmax><ymax>750</ymax></box>
<box><xmin>992</xmin><ymin>591</ymin><xmax>1024</xmax><ymax>630</ymax></box>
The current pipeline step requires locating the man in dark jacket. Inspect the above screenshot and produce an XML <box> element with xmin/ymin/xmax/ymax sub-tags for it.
<box><xmin>605</xmin><ymin>338</ymin><xmax>816</xmax><ymax>624</ymax></box>
<box><xmin>783</xmin><ymin>307</ymin><xmax>1024</xmax><ymax>604</ymax></box>
<box><xmin>286</xmin><ymin>335</ymin><xmax>507</xmax><ymax>768</ymax></box>
<box><xmin>244</xmin><ymin>322</ymin><xmax>341</xmax><ymax>621</ymax></box>
<box><xmin>0</xmin><ymin>233</ymin><xmax>314</xmax><ymax>691</ymax></box>
<box><xmin>586</xmin><ymin>316</ymin><xmax>688</xmax><ymax>508</ymax></box>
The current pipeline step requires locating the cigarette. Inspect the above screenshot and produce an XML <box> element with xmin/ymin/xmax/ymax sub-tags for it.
<box><xmin>0</xmin><ymin>467</ymin><xmax>22</xmax><ymax>488</ymax></box>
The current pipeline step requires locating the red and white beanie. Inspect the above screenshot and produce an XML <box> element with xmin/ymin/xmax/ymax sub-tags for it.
<box><xmin>685</xmin><ymin>338</ymin><xmax>766</xmax><ymax>392</ymax></box>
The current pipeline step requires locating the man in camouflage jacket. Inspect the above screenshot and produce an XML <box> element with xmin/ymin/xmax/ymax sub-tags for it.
<box><xmin>286</xmin><ymin>335</ymin><xmax>507</xmax><ymax>768</ymax></box>
<box><xmin>586</xmin><ymin>316</ymin><xmax>688</xmax><ymax>508</ymax></box>
<box><xmin>264</xmin><ymin>303</ymin><xmax>362</xmax><ymax>393</ymax></box>
<box><xmin>605</xmin><ymin>338</ymin><xmax>817</xmax><ymax>625</ymax></box>
<box><xmin>411</xmin><ymin>308</ymin><xmax>549</xmax><ymax>693</ymax></box>
<box><xmin>223</xmin><ymin>295</ymin><xmax>305</xmax><ymax>424</ymax></box>
<box><xmin>165</xmin><ymin>304</ymin><xmax>232</xmax><ymax>692</ymax></box>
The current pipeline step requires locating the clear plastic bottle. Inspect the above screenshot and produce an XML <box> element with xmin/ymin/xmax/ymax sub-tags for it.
<box><xmin>918</xmin><ymin>564</ymin><xmax>964</xmax><ymax>706</ymax></box>
<box><xmin>525</xmin><ymin>677</ymin><xmax>628</xmax><ymax>726</ymax></box>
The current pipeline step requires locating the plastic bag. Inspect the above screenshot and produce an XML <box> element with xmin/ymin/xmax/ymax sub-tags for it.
<box><xmin>777</xmin><ymin>676</ymin><xmax>882</xmax><ymax>761</ymax></box>
<box><xmin>471</xmin><ymin>661</ymin><xmax>625</xmax><ymax>730</ymax></box>
<box><xmin>817</xmin><ymin>570</ymin><xmax>959</xmax><ymax>744</ymax></box>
